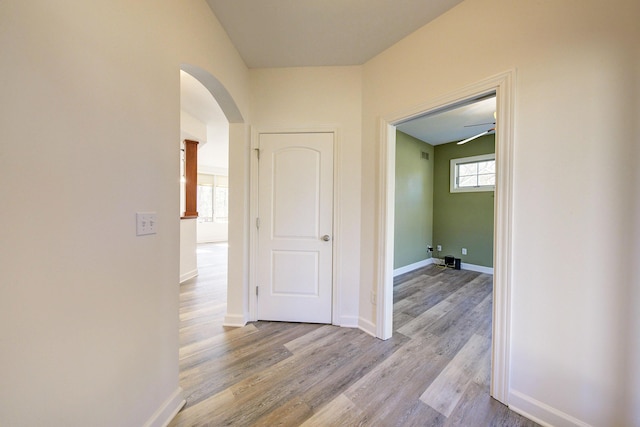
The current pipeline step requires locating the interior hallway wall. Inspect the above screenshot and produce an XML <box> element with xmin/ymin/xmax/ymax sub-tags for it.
<box><xmin>360</xmin><ymin>0</ymin><xmax>640</xmax><ymax>425</ymax></box>
<box><xmin>249</xmin><ymin>66</ymin><xmax>363</xmax><ymax>325</ymax></box>
<box><xmin>0</xmin><ymin>1</ymin><xmax>249</xmax><ymax>425</ymax></box>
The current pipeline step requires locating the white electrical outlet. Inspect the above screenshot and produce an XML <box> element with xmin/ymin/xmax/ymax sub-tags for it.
<box><xmin>136</xmin><ymin>212</ymin><xmax>157</xmax><ymax>236</ymax></box>
<box><xmin>462</xmin><ymin>248</ymin><xmax>467</xmax><ymax>255</ymax></box>
<box><xmin>436</xmin><ymin>245</ymin><xmax>442</xmax><ymax>251</ymax></box>
<box><xmin>371</xmin><ymin>291</ymin><xmax>377</xmax><ymax>305</ymax></box>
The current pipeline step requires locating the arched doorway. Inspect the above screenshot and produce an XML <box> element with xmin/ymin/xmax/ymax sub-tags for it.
<box><xmin>178</xmin><ymin>63</ymin><xmax>247</xmax><ymax>324</ymax></box>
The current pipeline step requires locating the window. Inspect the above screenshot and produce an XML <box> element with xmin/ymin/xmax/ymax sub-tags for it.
<box><xmin>197</xmin><ymin>174</ymin><xmax>228</xmax><ymax>223</ymax></box>
<box><xmin>197</xmin><ymin>184</ymin><xmax>214</xmax><ymax>222</ymax></box>
<box><xmin>214</xmin><ymin>185</ymin><xmax>228</xmax><ymax>223</ymax></box>
<box><xmin>450</xmin><ymin>153</ymin><xmax>495</xmax><ymax>193</ymax></box>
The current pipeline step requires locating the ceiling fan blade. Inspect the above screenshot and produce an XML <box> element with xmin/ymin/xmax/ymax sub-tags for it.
<box><xmin>457</xmin><ymin>128</ymin><xmax>495</xmax><ymax>145</ymax></box>
<box><xmin>464</xmin><ymin>122</ymin><xmax>495</xmax><ymax>127</ymax></box>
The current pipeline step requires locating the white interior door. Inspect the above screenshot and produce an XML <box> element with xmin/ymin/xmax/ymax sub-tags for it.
<box><xmin>257</xmin><ymin>132</ymin><xmax>333</xmax><ymax>323</ymax></box>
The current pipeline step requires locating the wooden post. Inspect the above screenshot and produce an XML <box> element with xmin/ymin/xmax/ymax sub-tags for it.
<box><xmin>182</xmin><ymin>139</ymin><xmax>199</xmax><ymax>218</ymax></box>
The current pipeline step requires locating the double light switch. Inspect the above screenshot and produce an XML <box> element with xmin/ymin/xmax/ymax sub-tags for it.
<box><xmin>136</xmin><ymin>212</ymin><xmax>157</xmax><ymax>236</ymax></box>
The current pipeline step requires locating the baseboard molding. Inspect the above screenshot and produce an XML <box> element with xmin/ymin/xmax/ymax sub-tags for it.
<box><xmin>509</xmin><ymin>390</ymin><xmax>591</xmax><ymax>427</ymax></box>
<box><xmin>196</xmin><ymin>239</ymin><xmax>228</xmax><ymax>244</ymax></box>
<box><xmin>432</xmin><ymin>258</ymin><xmax>494</xmax><ymax>275</ymax></box>
<box><xmin>179</xmin><ymin>269</ymin><xmax>198</xmax><ymax>284</ymax></box>
<box><xmin>143</xmin><ymin>387</ymin><xmax>185</xmax><ymax>427</ymax></box>
<box><xmin>358</xmin><ymin>317</ymin><xmax>377</xmax><ymax>337</ymax></box>
<box><xmin>223</xmin><ymin>313</ymin><xmax>247</xmax><ymax>328</ymax></box>
<box><xmin>461</xmin><ymin>262</ymin><xmax>493</xmax><ymax>274</ymax></box>
<box><xmin>393</xmin><ymin>258</ymin><xmax>433</xmax><ymax>277</ymax></box>
<box><xmin>338</xmin><ymin>315</ymin><xmax>359</xmax><ymax>328</ymax></box>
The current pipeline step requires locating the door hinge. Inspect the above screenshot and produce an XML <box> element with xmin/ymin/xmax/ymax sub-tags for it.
<box><xmin>254</xmin><ymin>148</ymin><xmax>260</xmax><ymax>160</ymax></box>
<box><xmin>256</xmin><ymin>217</ymin><xmax>260</xmax><ymax>229</ymax></box>
<box><xmin>256</xmin><ymin>286</ymin><xmax>259</xmax><ymax>296</ymax></box>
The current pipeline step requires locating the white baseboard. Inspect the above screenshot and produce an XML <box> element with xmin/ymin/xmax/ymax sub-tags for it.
<box><xmin>179</xmin><ymin>269</ymin><xmax>198</xmax><ymax>284</ymax></box>
<box><xmin>223</xmin><ymin>313</ymin><xmax>247</xmax><ymax>327</ymax></box>
<box><xmin>432</xmin><ymin>258</ymin><xmax>494</xmax><ymax>275</ymax></box>
<box><xmin>338</xmin><ymin>315</ymin><xmax>359</xmax><ymax>328</ymax></box>
<box><xmin>393</xmin><ymin>258</ymin><xmax>433</xmax><ymax>277</ymax></box>
<box><xmin>143</xmin><ymin>387</ymin><xmax>185</xmax><ymax>427</ymax></box>
<box><xmin>358</xmin><ymin>317</ymin><xmax>377</xmax><ymax>337</ymax></box>
<box><xmin>196</xmin><ymin>239</ymin><xmax>228</xmax><ymax>244</ymax></box>
<box><xmin>509</xmin><ymin>390</ymin><xmax>591</xmax><ymax>427</ymax></box>
<box><xmin>461</xmin><ymin>262</ymin><xmax>493</xmax><ymax>274</ymax></box>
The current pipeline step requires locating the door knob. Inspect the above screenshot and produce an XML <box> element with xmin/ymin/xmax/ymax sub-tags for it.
<box><xmin>321</xmin><ymin>235</ymin><xmax>331</xmax><ymax>242</ymax></box>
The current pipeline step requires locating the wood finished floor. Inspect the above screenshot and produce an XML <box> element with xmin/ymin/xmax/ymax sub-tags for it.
<box><xmin>171</xmin><ymin>244</ymin><xmax>538</xmax><ymax>427</ymax></box>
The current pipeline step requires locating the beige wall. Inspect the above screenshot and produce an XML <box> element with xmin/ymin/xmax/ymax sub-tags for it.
<box><xmin>0</xmin><ymin>0</ymin><xmax>249</xmax><ymax>425</ymax></box>
<box><xmin>249</xmin><ymin>66</ymin><xmax>363</xmax><ymax>323</ymax></box>
<box><xmin>180</xmin><ymin>219</ymin><xmax>198</xmax><ymax>282</ymax></box>
<box><xmin>360</xmin><ymin>0</ymin><xmax>639</xmax><ymax>425</ymax></box>
<box><xmin>2</xmin><ymin>0</ymin><xmax>639</xmax><ymax>426</ymax></box>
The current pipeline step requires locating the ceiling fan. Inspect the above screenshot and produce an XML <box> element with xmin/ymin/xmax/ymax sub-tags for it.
<box><xmin>457</xmin><ymin>112</ymin><xmax>496</xmax><ymax>145</ymax></box>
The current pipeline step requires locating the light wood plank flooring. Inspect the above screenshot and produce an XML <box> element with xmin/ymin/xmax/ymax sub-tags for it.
<box><xmin>171</xmin><ymin>244</ymin><xmax>537</xmax><ymax>426</ymax></box>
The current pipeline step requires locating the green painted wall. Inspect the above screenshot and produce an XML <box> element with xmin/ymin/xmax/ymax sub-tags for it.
<box><xmin>394</xmin><ymin>131</ymin><xmax>434</xmax><ymax>268</ymax></box>
<box><xmin>433</xmin><ymin>134</ymin><xmax>495</xmax><ymax>267</ymax></box>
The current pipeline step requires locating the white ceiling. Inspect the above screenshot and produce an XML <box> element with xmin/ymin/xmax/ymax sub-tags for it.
<box><xmin>187</xmin><ymin>1</ymin><xmax>494</xmax><ymax>153</ymax></box>
<box><xmin>205</xmin><ymin>0</ymin><xmax>465</xmax><ymax>68</ymax></box>
<box><xmin>396</xmin><ymin>96</ymin><xmax>496</xmax><ymax>145</ymax></box>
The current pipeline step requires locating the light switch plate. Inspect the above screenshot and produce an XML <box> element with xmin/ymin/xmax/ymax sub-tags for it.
<box><xmin>136</xmin><ymin>212</ymin><xmax>157</xmax><ymax>236</ymax></box>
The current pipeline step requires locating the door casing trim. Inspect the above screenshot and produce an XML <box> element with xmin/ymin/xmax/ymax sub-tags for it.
<box><xmin>376</xmin><ymin>69</ymin><xmax>516</xmax><ymax>404</ymax></box>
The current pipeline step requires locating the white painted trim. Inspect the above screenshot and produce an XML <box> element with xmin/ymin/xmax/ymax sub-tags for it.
<box><xmin>339</xmin><ymin>315</ymin><xmax>360</xmax><ymax>328</ymax></box>
<box><xmin>376</xmin><ymin>121</ymin><xmax>397</xmax><ymax>340</ymax></box>
<box><xmin>196</xmin><ymin>239</ymin><xmax>228</xmax><ymax>244</ymax></box>
<box><xmin>358</xmin><ymin>317</ymin><xmax>377</xmax><ymax>337</ymax></box>
<box><xmin>376</xmin><ymin>69</ymin><xmax>516</xmax><ymax>405</ymax></box>
<box><xmin>331</xmin><ymin>128</ymin><xmax>343</xmax><ymax>326</ymax></box>
<box><xmin>450</xmin><ymin>153</ymin><xmax>496</xmax><ymax>193</ymax></box>
<box><xmin>179</xmin><ymin>269</ymin><xmax>198</xmax><ymax>284</ymax></box>
<box><xmin>249</xmin><ymin>127</ymin><xmax>260</xmax><ymax>322</ymax></box>
<box><xmin>431</xmin><ymin>258</ymin><xmax>494</xmax><ymax>275</ymax></box>
<box><xmin>393</xmin><ymin>258</ymin><xmax>433</xmax><ymax>277</ymax></box>
<box><xmin>491</xmin><ymin>70</ymin><xmax>516</xmax><ymax>405</ymax></box>
<box><xmin>223</xmin><ymin>313</ymin><xmax>247</xmax><ymax>328</ymax></box>
<box><xmin>249</xmin><ymin>127</ymin><xmax>342</xmax><ymax>325</ymax></box>
<box><xmin>462</xmin><ymin>262</ymin><xmax>493</xmax><ymax>274</ymax></box>
<box><xmin>142</xmin><ymin>387</ymin><xmax>185</xmax><ymax>427</ymax></box>
<box><xmin>509</xmin><ymin>390</ymin><xmax>591</xmax><ymax>427</ymax></box>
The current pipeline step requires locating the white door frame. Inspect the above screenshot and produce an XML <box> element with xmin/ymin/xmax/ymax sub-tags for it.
<box><xmin>376</xmin><ymin>70</ymin><xmax>515</xmax><ymax>404</ymax></box>
<box><xmin>249</xmin><ymin>127</ymin><xmax>342</xmax><ymax>325</ymax></box>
